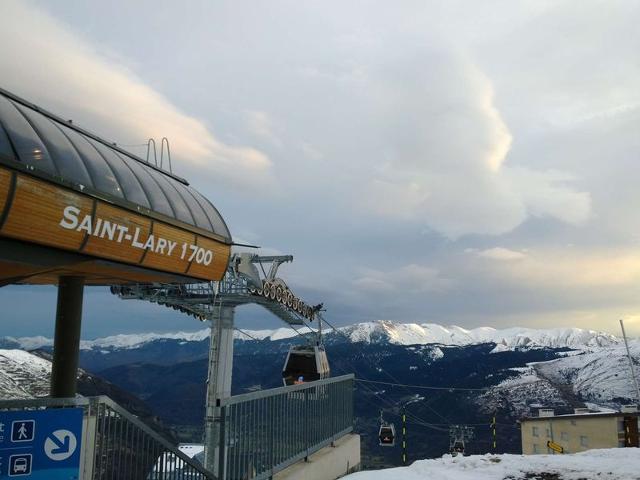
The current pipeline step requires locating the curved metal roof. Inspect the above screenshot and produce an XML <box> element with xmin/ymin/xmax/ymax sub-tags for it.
<box><xmin>0</xmin><ymin>88</ymin><xmax>231</xmax><ymax>243</ymax></box>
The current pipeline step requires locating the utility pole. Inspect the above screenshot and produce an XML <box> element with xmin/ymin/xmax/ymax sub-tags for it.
<box><xmin>620</xmin><ymin>319</ymin><xmax>640</xmax><ymax>405</ymax></box>
<box><xmin>491</xmin><ymin>414</ymin><xmax>496</xmax><ymax>453</ymax></box>
<box><xmin>401</xmin><ymin>407</ymin><xmax>407</xmax><ymax>465</ymax></box>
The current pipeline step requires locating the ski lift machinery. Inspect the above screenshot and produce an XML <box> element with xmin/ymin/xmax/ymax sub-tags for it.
<box><xmin>231</xmin><ymin>253</ymin><xmax>330</xmax><ymax>387</ymax></box>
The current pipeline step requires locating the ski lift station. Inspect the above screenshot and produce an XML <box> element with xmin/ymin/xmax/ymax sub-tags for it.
<box><xmin>0</xmin><ymin>88</ymin><xmax>360</xmax><ymax>480</ymax></box>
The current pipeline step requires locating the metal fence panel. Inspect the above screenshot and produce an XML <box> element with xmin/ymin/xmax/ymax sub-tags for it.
<box><xmin>218</xmin><ymin>375</ymin><xmax>354</xmax><ymax>480</ymax></box>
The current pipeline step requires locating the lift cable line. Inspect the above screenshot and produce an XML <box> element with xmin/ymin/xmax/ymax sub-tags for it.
<box><xmin>234</xmin><ymin>328</ymin><xmax>261</xmax><ymax>342</ymax></box>
<box><xmin>318</xmin><ymin>316</ymin><xmax>451</xmax><ymax>426</ymax></box>
<box><xmin>355</xmin><ymin>378</ymin><xmax>491</xmax><ymax>392</ymax></box>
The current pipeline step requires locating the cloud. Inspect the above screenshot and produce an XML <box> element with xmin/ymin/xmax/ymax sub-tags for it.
<box><xmin>470</xmin><ymin>247</ymin><xmax>527</xmax><ymax>261</ymax></box>
<box><xmin>246</xmin><ymin>110</ymin><xmax>282</xmax><ymax>147</ymax></box>
<box><xmin>360</xmin><ymin>53</ymin><xmax>591</xmax><ymax>238</ymax></box>
<box><xmin>466</xmin><ymin>248</ymin><xmax>640</xmax><ymax>289</ymax></box>
<box><xmin>0</xmin><ymin>0</ymin><xmax>274</xmax><ymax>190</ymax></box>
<box><xmin>353</xmin><ymin>264</ymin><xmax>452</xmax><ymax>294</ymax></box>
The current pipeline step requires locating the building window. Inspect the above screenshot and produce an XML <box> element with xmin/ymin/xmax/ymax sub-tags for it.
<box><xmin>533</xmin><ymin>444</ymin><xmax>539</xmax><ymax>454</ymax></box>
<box><xmin>561</xmin><ymin>432</ymin><xmax>569</xmax><ymax>441</ymax></box>
<box><xmin>532</xmin><ymin>426</ymin><xmax>539</xmax><ymax>437</ymax></box>
<box><xmin>571</xmin><ymin>420</ymin><xmax>577</xmax><ymax>426</ymax></box>
<box><xmin>546</xmin><ymin>428</ymin><xmax>551</xmax><ymax>438</ymax></box>
<box><xmin>580</xmin><ymin>435</ymin><xmax>588</xmax><ymax>447</ymax></box>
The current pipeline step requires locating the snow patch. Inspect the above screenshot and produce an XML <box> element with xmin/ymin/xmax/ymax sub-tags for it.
<box><xmin>346</xmin><ymin>448</ymin><xmax>640</xmax><ymax>480</ymax></box>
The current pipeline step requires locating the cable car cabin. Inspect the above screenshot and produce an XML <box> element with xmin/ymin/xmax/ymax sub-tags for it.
<box><xmin>450</xmin><ymin>441</ymin><xmax>465</xmax><ymax>456</ymax></box>
<box><xmin>378</xmin><ymin>424</ymin><xmax>396</xmax><ymax>447</ymax></box>
<box><xmin>282</xmin><ymin>345</ymin><xmax>330</xmax><ymax>386</ymax></box>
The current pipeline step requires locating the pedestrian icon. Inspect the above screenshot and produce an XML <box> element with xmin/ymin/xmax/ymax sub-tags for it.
<box><xmin>44</xmin><ymin>429</ymin><xmax>77</xmax><ymax>461</ymax></box>
<box><xmin>8</xmin><ymin>454</ymin><xmax>32</xmax><ymax>476</ymax></box>
<box><xmin>11</xmin><ymin>420</ymin><xmax>34</xmax><ymax>443</ymax></box>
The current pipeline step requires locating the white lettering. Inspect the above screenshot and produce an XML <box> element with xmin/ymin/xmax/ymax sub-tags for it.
<box><xmin>58</xmin><ymin>205</ymin><xmax>214</xmax><ymax>266</ymax></box>
<box><xmin>167</xmin><ymin>241</ymin><xmax>177</xmax><ymax>256</ymax></box>
<box><xmin>59</xmin><ymin>206</ymin><xmax>80</xmax><ymax>230</ymax></box>
<box><xmin>155</xmin><ymin>237</ymin><xmax>167</xmax><ymax>254</ymax></box>
<box><xmin>143</xmin><ymin>234</ymin><xmax>155</xmax><ymax>251</ymax></box>
<box><xmin>77</xmin><ymin>215</ymin><xmax>92</xmax><ymax>234</ymax></box>
<box><xmin>101</xmin><ymin>221</ymin><xmax>117</xmax><ymax>241</ymax></box>
<box><xmin>116</xmin><ymin>225</ymin><xmax>128</xmax><ymax>243</ymax></box>
<box><xmin>131</xmin><ymin>227</ymin><xmax>145</xmax><ymax>248</ymax></box>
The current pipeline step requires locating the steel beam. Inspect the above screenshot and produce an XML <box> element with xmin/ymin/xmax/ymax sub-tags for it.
<box><xmin>204</xmin><ymin>306</ymin><xmax>235</xmax><ymax>476</ymax></box>
<box><xmin>50</xmin><ymin>275</ymin><xmax>85</xmax><ymax>397</ymax></box>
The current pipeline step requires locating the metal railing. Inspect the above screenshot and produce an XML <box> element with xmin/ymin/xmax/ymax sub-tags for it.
<box><xmin>217</xmin><ymin>374</ymin><xmax>354</xmax><ymax>480</ymax></box>
<box><xmin>0</xmin><ymin>396</ymin><xmax>215</xmax><ymax>480</ymax></box>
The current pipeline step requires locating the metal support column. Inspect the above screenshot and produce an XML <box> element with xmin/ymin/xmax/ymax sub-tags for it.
<box><xmin>204</xmin><ymin>306</ymin><xmax>235</xmax><ymax>476</ymax></box>
<box><xmin>50</xmin><ymin>275</ymin><xmax>85</xmax><ymax>398</ymax></box>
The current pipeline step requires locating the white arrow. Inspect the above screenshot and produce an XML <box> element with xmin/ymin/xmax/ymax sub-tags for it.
<box><xmin>44</xmin><ymin>429</ymin><xmax>77</xmax><ymax>461</ymax></box>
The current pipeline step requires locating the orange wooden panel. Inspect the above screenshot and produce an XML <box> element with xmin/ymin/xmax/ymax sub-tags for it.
<box><xmin>82</xmin><ymin>202</ymin><xmax>150</xmax><ymax>264</ymax></box>
<box><xmin>0</xmin><ymin>167</ymin><xmax>12</xmax><ymax>217</ymax></box>
<box><xmin>141</xmin><ymin>222</ymin><xmax>196</xmax><ymax>273</ymax></box>
<box><xmin>186</xmin><ymin>235</ymin><xmax>231</xmax><ymax>281</ymax></box>
<box><xmin>1</xmin><ymin>174</ymin><xmax>92</xmax><ymax>250</ymax></box>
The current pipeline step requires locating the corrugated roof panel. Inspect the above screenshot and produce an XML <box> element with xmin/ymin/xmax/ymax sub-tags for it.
<box><xmin>16</xmin><ymin>104</ymin><xmax>94</xmax><ymax>188</ymax></box>
<box><xmin>118</xmin><ymin>153</ymin><xmax>175</xmax><ymax>218</ymax></box>
<box><xmin>187</xmin><ymin>188</ymin><xmax>231</xmax><ymax>239</ymax></box>
<box><xmin>146</xmin><ymin>168</ymin><xmax>196</xmax><ymax>226</ymax></box>
<box><xmin>0</xmin><ymin>122</ymin><xmax>16</xmax><ymax>161</ymax></box>
<box><xmin>87</xmin><ymin>138</ymin><xmax>151</xmax><ymax>208</ymax></box>
<box><xmin>58</xmin><ymin>125</ymin><xmax>125</xmax><ymax>199</ymax></box>
<box><xmin>0</xmin><ymin>96</ymin><xmax>58</xmax><ymax>175</ymax></box>
<box><xmin>0</xmin><ymin>88</ymin><xmax>232</xmax><ymax>243</ymax></box>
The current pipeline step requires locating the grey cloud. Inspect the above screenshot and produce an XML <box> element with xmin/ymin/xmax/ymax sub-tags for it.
<box><xmin>1</xmin><ymin>0</ymin><xmax>639</xmax><ymax>337</ymax></box>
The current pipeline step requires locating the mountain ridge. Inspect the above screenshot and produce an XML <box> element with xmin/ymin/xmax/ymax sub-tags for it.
<box><xmin>2</xmin><ymin>320</ymin><xmax>620</xmax><ymax>352</ymax></box>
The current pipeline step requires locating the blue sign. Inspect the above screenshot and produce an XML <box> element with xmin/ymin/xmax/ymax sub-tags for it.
<box><xmin>11</xmin><ymin>421</ymin><xmax>34</xmax><ymax>443</ymax></box>
<box><xmin>0</xmin><ymin>408</ymin><xmax>82</xmax><ymax>480</ymax></box>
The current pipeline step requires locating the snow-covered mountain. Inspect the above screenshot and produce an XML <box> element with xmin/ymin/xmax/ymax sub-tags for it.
<box><xmin>2</xmin><ymin>320</ymin><xmax>619</xmax><ymax>352</ymax></box>
<box><xmin>0</xmin><ymin>349</ymin><xmax>53</xmax><ymax>398</ymax></box>
<box><xmin>478</xmin><ymin>340</ymin><xmax>640</xmax><ymax>417</ymax></box>
<box><xmin>338</xmin><ymin>321</ymin><xmax>619</xmax><ymax>350</ymax></box>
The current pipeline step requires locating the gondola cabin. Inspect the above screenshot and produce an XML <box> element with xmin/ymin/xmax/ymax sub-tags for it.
<box><xmin>450</xmin><ymin>441</ymin><xmax>465</xmax><ymax>456</ymax></box>
<box><xmin>282</xmin><ymin>345</ymin><xmax>330</xmax><ymax>386</ymax></box>
<box><xmin>378</xmin><ymin>424</ymin><xmax>396</xmax><ymax>447</ymax></box>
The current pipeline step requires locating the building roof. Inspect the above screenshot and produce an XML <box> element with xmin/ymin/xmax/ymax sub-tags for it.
<box><xmin>0</xmin><ymin>88</ymin><xmax>231</xmax><ymax>243</ymax></box>
<box><xmin>522</xmin><ymin>411</ymin><xmax>639</xmax><ymax>422</ymax></box>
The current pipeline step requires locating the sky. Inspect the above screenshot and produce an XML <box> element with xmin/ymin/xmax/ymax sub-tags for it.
<box><xmin>0</xmin><ymin>0</ymin><xmax>639</xmax><ymax>338</ymax></box>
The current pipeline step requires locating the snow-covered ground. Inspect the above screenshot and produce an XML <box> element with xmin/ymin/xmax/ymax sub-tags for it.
<box><xmin>347</xmin><ymin>449</ymin><xmax>640</xmax><ymax>480</ymax></box>
<box><xmin>2</xmin><ymin>320</ymin><xmax>620</xmax><ymax>352</ymax></box>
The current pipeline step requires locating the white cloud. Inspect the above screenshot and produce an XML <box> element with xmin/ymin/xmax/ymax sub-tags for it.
<box><xmin>468</xmin><ymin>248</ymin><xmax>640</xmax><ymax>289</ymax></box>
<box><xmin>360</xmin><ymin>53</ymin><xmax>591</xmax><ymax>238</ymax></box>
<box><xmin>0</xmin><ymin>0</ymin><xmax>274</xmax><ymax>189</ymax></box>
<box><xmin>472</xmin><ymin>247</ymin><xmax>527</xmax><ymax>261</ymax></box>
<box><xmin>353</xmin><ymin>264</ymin><xmax>452</xmax><ymax>294</ymax></box>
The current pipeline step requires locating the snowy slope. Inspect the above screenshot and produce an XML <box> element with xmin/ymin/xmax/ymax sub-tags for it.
<box><xmin>338</xmin><ymin>320</ymin><xmax>618</xmax><ymax>350</ymax></box>
<box><xmin>346</xmin><ymin>448</ymin><xmax>640</xmax><ymax>480</ymax></box>
<box><xmin>478</xmin><ymin>340</ymin><xmax>640</xmax><ymax>415</ymax></box>
<box><xmin>0</xmin><ymin>349</ymin><xmax>53</xmax><ymax>398</ymax></box>
<box><xmin>3</xmin><ymin>320</ymin><xmax>619</xmax><ymax>352</ymax></box>
<box><xmin>535</xmin><ymin>341</ymin><xmax>640</xmax><ymax>405</ymax></box>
